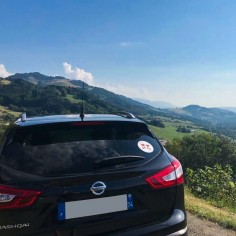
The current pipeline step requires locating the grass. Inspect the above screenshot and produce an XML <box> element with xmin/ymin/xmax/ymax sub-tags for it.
<box><xmin>185</xmin><ymin>187</ymin><xmax>236</xmax><ymax>230</ymax></box>
<box><xmin>66</xmin><ymin>94</ymin><xmax>80</xmax><ymax>103</ymax></box>
<box><xmin>0</xmin><ymin>79</ymin><xmax>11</xmax><ymax>85</ymax></box>
<box><xmin>47</xmin><ymin>79</ymin><xmax>78</xmax><ymax>88</ymax></box>
<box><xmin>0</xmin><ymin>105</ymin><xmax>21</xmax><ymax>117</ymax></box>
<box><xmin>149</xmin><ymin>121</ymin><xmax>207</xmax><ymax>141</ymax></box>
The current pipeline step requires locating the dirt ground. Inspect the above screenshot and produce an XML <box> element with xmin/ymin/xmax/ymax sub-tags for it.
<box><xmin>187</xmin><ymin>212</ymin><xmax>236</xmax><ymax>236</ymax></box>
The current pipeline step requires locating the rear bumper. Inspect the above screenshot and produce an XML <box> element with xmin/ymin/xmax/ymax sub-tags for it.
<box><xmin>21</xmin><ymin>209</ymin><xmax>187</xmax><ymax>236</ymax></box>
<box><xmin>111</xmin><ymin>209</ymin><xmax>187</xmax><ymax>236</ymax></box>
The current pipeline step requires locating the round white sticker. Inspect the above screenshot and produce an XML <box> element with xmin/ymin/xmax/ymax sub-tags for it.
<box><xmin>137</xmin><ymin>141</ymin><xmax>154</xmax><ymax>153</ymax></box>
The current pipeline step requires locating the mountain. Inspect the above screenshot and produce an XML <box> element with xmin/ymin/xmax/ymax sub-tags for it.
<box><xmin>3</xmin><ymin>73</ymin><xmax>236</xmax><ymax>125</ymax></box>
<box><xmin>1</xmin><ymin>73</ymin><xmax>165</xmax><ymax>117</ymax></box>
<box><xmin>134</xmin><ymin>98</ymin><xmax>175</xmax><ymax>108</ymax></box>
<box><xmin>8</xmin><ymin>72</ymin><xmax>64</xmax><ymax>84</ymax></box>
<box><xmin>219</xmin><ymin>107</ymin><xmax>236</xmax><ymax>113</ymax></box>
<box><xmin>182</xmin><ymin>105</ymin><xmax>236</xmax><ymax>125</ymax></box>
<box><xmin>2</xmin><ymin>72</ymin><xmax>236</xmax><ymax>139</ymax></box>
<box><xmin>7</xmin><ymin>72</ymin><xmax>85</xmax><ymax>88</ymax></box>
<box><xmin>179</xmin><ymin>105</ymin><xmax>236</xmax><ymax>138</ymax></box>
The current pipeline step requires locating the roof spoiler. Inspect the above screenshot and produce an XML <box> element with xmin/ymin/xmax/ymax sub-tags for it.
<box><xmin>21</xmin><ymin>112</ymin><xmax>27</xmax><ymax>122</ymax></box>
<box><xmin>115</xmin><ymin>111</ymin><xmax>136</xmax><ymax>119</ymax></box>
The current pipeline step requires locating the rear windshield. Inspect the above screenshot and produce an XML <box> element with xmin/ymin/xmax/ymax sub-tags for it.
<box><xmin>1</xmin><ymin>121</ymin><xmax>161</xmax><ymax>176</ymax></box>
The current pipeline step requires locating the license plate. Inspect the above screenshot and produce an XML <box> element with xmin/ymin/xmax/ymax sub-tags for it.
<box><xmin>58</xmin><ymin>194</ymin><xmax>134</xmax><ymax>221</ymax></box>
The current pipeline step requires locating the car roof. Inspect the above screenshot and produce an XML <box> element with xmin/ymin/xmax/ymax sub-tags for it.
<box><xmin>14</xmin><ymin>114</ymin><xmax>144</xmax><ymax>127</ymax></box>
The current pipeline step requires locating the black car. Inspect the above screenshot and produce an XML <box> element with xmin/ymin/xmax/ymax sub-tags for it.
<box><xmin>0</xmin><ymin>112</ymin><xmax>187</xmax><ymax>236</ymax></box>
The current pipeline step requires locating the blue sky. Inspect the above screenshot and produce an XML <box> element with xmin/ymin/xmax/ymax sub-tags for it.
<box><xmin>1</xmin><ymin>0</ymin><xmax>236</xmax><ymax>107</ymax></box>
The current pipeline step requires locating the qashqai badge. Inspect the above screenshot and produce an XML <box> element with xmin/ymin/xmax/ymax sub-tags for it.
<box><xmin>90</xmin><ymin>181</ymin><xmax>106</xmax><ymax>195</ymax></box>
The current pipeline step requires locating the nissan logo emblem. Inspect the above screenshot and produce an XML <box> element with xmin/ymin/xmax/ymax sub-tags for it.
<box><xmin>90</xmin><ymin>181</ymin><xmax>106</xmax><ymax>196</ymax></box>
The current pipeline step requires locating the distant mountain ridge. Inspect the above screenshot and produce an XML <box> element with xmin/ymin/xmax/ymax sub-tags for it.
<box><xmin>219</xmin><ymin>107</ymin><xmax>236</xmax><ymax>113</ymax></box>
<box><xmin>183</xmin><ymin>105</ymin><xmax>236</xmax><ymax>123</ymax></box>
<box><xmin>134</xmin><ymin>98</ymin><xmax>175</xmax><ymax>108</ymax></box>
<box><xmin>1</xmin><ymin>72</ymin><xmax>236</xmax><ymax>138</ymax></box>
<box><xmin>8</xmin><ymin>72</ymin><xmax>64</xmax><ymax>83</ymax></box>
<box><xmin>8</xmin><ymin>72</ymin><xmax>84</xmax><ymax>88</ymax></box>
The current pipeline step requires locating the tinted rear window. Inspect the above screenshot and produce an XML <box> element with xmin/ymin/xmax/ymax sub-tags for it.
<box><xmin>1</xmin><ymin>121</ymin><xmax>161</xmax><ymax>176</ymax></box>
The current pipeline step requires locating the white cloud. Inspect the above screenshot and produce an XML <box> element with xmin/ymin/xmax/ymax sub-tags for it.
<box><xmin>120</xmin><ymin>42</ymin><xmax>132</xmax><ymax>47</ymax></box>
<box><xmin>0</xmin><ymin>64</ymin><xmax>12</xmax><ymax>78</ymax></box>
<box><xmin>119</xmin><ymin>41</ymin><xmax>143</xmax><ymax>47</ymax></box>
<box><xmin>62</xmin><ymin>62</ymin><xmax>94</xmax><ymax>85</ymax></box>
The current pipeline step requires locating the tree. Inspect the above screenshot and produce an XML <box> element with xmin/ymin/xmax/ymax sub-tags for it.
<box><xmin>176</xmin><ymin>125</ymin><xmax>191</xmax><ymax>133</ymax></box>
<box><xmin>166</xmin><ymin>133</ymin><xmax>236</xmax><ymax>176</ymax></box>
<box><xmin>149</xmin><ymin>119</ymin><xmax>165</xmax><ymax>128</ymax></box>
<box><xmin>186</xmin><ymin>165</ymin><xmax>236</xmax><ymax>208</ymax></box>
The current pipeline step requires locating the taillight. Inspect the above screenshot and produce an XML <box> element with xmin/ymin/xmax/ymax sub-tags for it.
<box><xmin>0</xmin><ymin>186</ymin><xmax>41</xmax><ymax>209</ymax></box>
<box><xmin>145</xmin><ymin>159</ymin><xmax>184</xmax><ymax>189</ymax></box>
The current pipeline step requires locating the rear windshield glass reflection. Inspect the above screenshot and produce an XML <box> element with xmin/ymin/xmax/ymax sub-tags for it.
<box><xmin>2</xmin><ymin>122</ymin><xmax>161</xmax><ymax>176</ymax></box>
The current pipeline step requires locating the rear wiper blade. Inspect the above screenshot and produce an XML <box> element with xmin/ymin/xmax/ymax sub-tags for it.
<box><xmin>94</xmin><ymin>155</ymin><xmax>145</xmax><ymax>168</ymax></box>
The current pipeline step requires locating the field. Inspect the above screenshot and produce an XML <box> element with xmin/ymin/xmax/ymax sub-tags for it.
<box><xmin>0</xmin><ymin>105</ymin><xmax>21</xmax><ymax>117</ymax></box>
<box><xmin>149</xmin><ymin>118</ymin><xmax>208</xmax><ymax>141</ymax></box>
<box><xmin>66</xmin><ymin>94</ymin><xmax>80</xmax><ymax>103</ymax></box>
<box><xmin>0</xmin><ymin>79</ymin><xmax>11</xmax><ymax>85</ymax></box>
<box><xmin>0</xmin><ymin>105</ymin><xmax>21</xmax><ymax>142</ymax></box>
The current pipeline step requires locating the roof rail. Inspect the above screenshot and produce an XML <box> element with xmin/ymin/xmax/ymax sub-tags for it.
<box><xmin>115</xmin><ymin>111</ymin><xmax>136</xmax><ymax>119</ymax></box>
<box><xmin>21</xmin><ymin>112</ymin><xmax>27</xmax><ymax>122</ymax></box>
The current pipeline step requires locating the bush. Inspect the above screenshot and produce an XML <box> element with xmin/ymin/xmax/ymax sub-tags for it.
<box><xmin>166</xmin><ymin>133</ymin><xmax>236</xmax><ymax>176</ymax></box>
<box><xmin>186</xmin><ymin>164</ymin><xmax>236</xmax><ymax>208</ymax></box>
<box><xmin>149</xmin><ymin>119</ymin><xmax>165</xmax><ymax>128</ymax></box>
<box><xmin>176</xmin><ymin>125</ymin><xmax>191</xmax><ymax>133</ymax></box>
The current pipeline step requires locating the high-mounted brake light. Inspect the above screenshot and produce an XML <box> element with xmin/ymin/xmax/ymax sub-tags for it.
<box><xmin>72</xmin><ymin>121</ymin><xmax>105</xmax><ymax>126</ymax></box>
<box><xmin>145</xmin><ymin>159</ymin><xmax>184</xmax><ymax>189</ymax></box>
<box><xmin>0</xmin><ymin>186</ymin><xmax>41</xmax><ymax>209</ymax></box>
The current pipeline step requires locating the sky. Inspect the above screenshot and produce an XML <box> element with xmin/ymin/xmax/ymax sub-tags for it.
<box><xmin>1</xmin><ymin>0</ymin><xmax>236</xmax><ymax>107</ymax></box>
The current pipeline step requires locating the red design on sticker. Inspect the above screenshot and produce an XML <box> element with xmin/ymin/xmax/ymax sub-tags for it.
<box><xmin>138</xmin><ymin>141</ymin><xmax>154</xmax><ymax>153</ymax></box>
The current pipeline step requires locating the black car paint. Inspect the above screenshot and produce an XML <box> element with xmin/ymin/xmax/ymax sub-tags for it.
<box><xmin>0</xmin><ymin>114</ymin><xmax>187</xmax><ymax>236</ymax></box>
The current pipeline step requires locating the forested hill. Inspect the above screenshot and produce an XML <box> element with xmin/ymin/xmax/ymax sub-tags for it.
<box><xmin>0</xmin><ymin>74</ymin><xmax>164</xmax><ymax>116</ymax></box>
<box><xmin>7</xmin><ymin>72</ymin><xmax>83</xmax><ymax>87</ymax></box>
<box><xmin>183</xmin><ymin>105</ymin><xmax>236</xmax><ymax>124</ymax></box>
